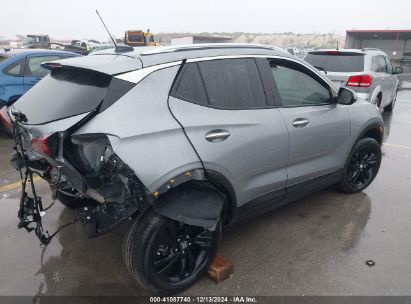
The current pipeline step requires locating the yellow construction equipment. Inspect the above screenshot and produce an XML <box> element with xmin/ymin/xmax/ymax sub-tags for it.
<box><xmin>124</xmin><ymin>29</ymin><xmax>160</xmax><ymax>47</ymax></box>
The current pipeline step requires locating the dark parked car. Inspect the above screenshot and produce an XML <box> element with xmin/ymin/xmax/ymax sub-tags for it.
<box><xmin>8</xmin><ymin>44</ymin><xmax>383</xmax><ymax>294</ymax></box>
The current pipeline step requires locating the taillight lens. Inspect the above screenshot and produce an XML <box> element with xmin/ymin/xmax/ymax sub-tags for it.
<box><xmin>347</xmin><ymin>75</ymin><xmax>373</xmax><ymax>87</ymax></box>
<box><xmin>31</xmin><ymin>137</ymin><xmax>52</xmax><ymax>156</ymax></box>
<box><xmin>0</xmin><ymin>109</ymin><xmax>12</xmax><ymax>129</ymax></box>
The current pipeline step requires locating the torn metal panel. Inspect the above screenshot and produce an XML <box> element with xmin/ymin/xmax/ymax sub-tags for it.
<box><xmin>154</xmin><ymin>180</ymin><xmax>226</xmax><ymax>231</ymax></box>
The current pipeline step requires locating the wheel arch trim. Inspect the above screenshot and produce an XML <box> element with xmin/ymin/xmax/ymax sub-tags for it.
<box><xmin>354</xmin><ymin>121</ymin><xmax>384</xmax><ymax>147</ymax></box>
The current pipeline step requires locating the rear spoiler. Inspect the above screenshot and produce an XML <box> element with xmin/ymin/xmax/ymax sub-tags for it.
<box><xmin>40</xmin><ymin>62</ymin><xmax>63</xmax><ymax>70</ymax></box>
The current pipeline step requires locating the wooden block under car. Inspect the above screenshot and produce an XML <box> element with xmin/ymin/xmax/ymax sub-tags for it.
<box><xmin>207</xmin><ymin>254</ymin><xmax>234</xmax><ymax>283</ymax></box>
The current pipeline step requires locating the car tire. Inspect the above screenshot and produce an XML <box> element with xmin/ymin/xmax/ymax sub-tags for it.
<box><xmin>123</xmin><ymin>209</ymin><xmax>221</xmax><ymax>295</ymax></box>
<box><xmin>56</xmin><ymin>190</ymin><xmax>97</xmax><ymax>209</ymax></box>
<box><xmin>339</xmin><ymin>138</ymin><xmax>382</xmax><ymax>194</ymax></box>
<box><xmin>384</xmin><ymin>90</ymin><xmax>397</xmax><ymax>112</ymax></box>
<box><xmin>376</xmin><ymin>95</ymin><xmax>382</xmax><ymax>110</ymax></box>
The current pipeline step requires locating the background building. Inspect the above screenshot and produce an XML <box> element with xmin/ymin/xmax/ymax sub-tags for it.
<box><xmin>345</xmin><ymin>30</ymin><xmax>411</xmax><ymax>65</ymax></box>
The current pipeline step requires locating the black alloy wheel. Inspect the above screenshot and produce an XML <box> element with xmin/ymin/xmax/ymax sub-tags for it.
<box><xmin>339</xmin><ymin>138</ymin><xmax>382</xmax><ymax>193</ymax></box>
<box><xmin>123</xmin><ymin>209</ymin><xmax>221</xmax><ymax>294</ymax></box>
<box><xmin>151</xmin><ymin>221</ymin><xmax>214</xmax><ymax>284</ymax></box>
<box><xmin>347</xmin><ymin>150</ymin><xmax>378</xmax><ymax>190</ymax></box>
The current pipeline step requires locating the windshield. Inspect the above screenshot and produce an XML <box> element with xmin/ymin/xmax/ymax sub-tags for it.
<box><xmin>23</xmin><ymin>37</ymin><xmax>35</xmax><ymax>45</ymax></box>
<box><xmin>305</xmin><ymin>53</ymin><xmax>365</xmax><ymax>72</ymax></box>
<box><xmin>128</xmin><ymin>34</ymin><xmax>144</xmax><ymax>43</ymax></box>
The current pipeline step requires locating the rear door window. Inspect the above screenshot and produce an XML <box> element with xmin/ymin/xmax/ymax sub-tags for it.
<box><xmin>171</xmin><ymin>63</ymin><xmax>208</xmax><ymax>106</ymax></box>
<box><xmin>384</xmin><ymin>57</ymin><xmax>393</xmax><ymax>74</ymax></box>
<box><xmin>24</xmin><ymin>55</ymin><xmax>61</xmax><ymax>77</ymax></box>
<box><xmin>198</xmin><ymin>58</ymin><xmax>267</xmax><ymax>109</ymax></box>
<box><xmin>372</xmin><ymin>55</ymin><xmax>388</xmax><ymax>73</ymax></box>
<box><xmin>304</xmin><ymin>52</ymin><xmax>365</xmax><ymax>72</ymax></box>
<box><xmin>4</xmin><ymin>58</ymin><xmax>25</xmax><ymax>76</ymax></box>
<box><xmin>171</xmin><ymin>58</ymin><xmax>267</xmax><ymax>109</ymax></box>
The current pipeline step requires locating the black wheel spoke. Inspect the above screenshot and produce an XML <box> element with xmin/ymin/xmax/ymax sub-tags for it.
<box><xmin>193</xmin><ymin>239</ymin><xmax>212</xmax><ymax>249</ymax></box>
<box><xmin>154</xmin><ymin>253</ymin><xmax>176</xmax><ymax>268</ymax></box>
<box><xmin>150</xmin><ymin>221</ymin><xmax>216</xmax><ymax>284</ymax></box>
<box><xmin>156</xmin><ymin>253</ymin><xmax>181</xmax><ymax>275</ymax></box>
<box><xmin>364</xmin><ymin>168</ymin><xmax>372</xmax><ymax>181</ymax></box>
<box><xmin>193</xmin><ymin>230</ymin><xmax>213</xmax><ymax>241</ymax></box>
<box><xmin>365</xmin><ymin>154</ymin><xmax>377</xmax><ymax>165</ymax></box>
<box><xmin>353</xmin><ymin>173</ymin><xmax>362</xmax><ymax>184</ymax></box>
<box><xmin>178</xmin><ymin>255</ymin><xmax>187</xmax><ymax>280</ymax></box>
<box><xmin>358</xmin><ymin>170</ymin><xmax>367</xmax><ymax>183</ymax></box>
<box><xmin>186</xmin><ymin>248</ymin><xmax>195</xmax><ymax>273</ymax></box>
<box><xmin>347</xmin><ymin>168</ymin><xmax>359</xmax><ymax>182</ymax></box>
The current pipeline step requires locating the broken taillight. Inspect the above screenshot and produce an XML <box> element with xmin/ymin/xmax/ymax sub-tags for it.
<box><xmin>0</xmin><ymin>109</ymin><xmax>11</xmax><ymax>130</ymax></box>
<box><xmin>31</xmin><ymin>137</ymin><xmax>52</xmax><ymax>156</ymax></box>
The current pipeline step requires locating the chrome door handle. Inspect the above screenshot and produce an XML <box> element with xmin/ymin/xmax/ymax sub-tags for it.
<box><xmin>205</xmin><ymin>129</ymin><xmax>231</xmax><ymax>142</ymax></box>
<box><xmin>292</xmin><ymin>118</ymin><xmax>309</xmax><ymax>128</ymax></box>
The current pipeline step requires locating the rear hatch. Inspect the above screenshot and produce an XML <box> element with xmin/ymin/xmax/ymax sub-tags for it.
<box><xmin>305</xmin><ymin>51</ymin><xmax>365</xmax><ymax>89</ymax></box>
<box><xmin>10</xmin><ymin>54</ymin><xmax>139</xmax><ymax>161</ymax></box>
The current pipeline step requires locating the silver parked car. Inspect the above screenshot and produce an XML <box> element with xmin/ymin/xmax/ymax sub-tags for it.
<box><xmin>6</xmin><ymin>44</ymin><xmax>384</xmax><ymax>294</ymax></box>
<box><xmin>304</xmin><ymin>48</ymin><xmax>403</xmax><ymax>111</ymax></box>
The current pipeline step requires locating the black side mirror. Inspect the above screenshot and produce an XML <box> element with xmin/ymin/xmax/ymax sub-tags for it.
<box><xmin>338</xmin><ymin>87</ymin><xmax>357</xmax><ymax>105</ymax></box>
<box><xmin>395</xmin><ymin>67</ymin><xmax>403</xmax><ymax>74</ymax></box>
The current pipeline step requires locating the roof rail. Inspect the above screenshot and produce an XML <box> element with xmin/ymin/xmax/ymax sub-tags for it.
<box><xmin>361</xmin><ymin>48</ymin><xmax>381</xmax><ymax>51</ymax></box>
<box><xmin>140</xmin><ymin>43</ymin><xmax>279</xmax><ymax>56</ymax></box>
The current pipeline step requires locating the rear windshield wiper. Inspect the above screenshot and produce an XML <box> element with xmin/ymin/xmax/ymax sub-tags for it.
<box><xmin>313</xmin><ymin>66</ymin><xmax>327</xmax><ymax>74</ymax></box>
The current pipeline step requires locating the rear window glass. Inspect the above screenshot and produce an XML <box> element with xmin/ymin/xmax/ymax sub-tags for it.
<box><xmin>171</xmin><ymin>63</ymin><xmax>208</xmax><ymax>106</ymax></box>
<box><xmin>25</xmin><ymin>56</ymin><xmax>61</xmax><ymax>77</ymax></box>
<box><xmin>14</xmin><ymin>68</ymin><xmax>111</xmax><ymax>124</ymax></box>
<box><xmin>305</xmin><ymin>53</ymin><xmax>365</xmax><ymax>72</ymax></box>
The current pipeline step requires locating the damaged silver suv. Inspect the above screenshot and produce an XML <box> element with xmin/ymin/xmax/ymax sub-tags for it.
<box><xmin>7</xmin><ymin>44</ymin><xmax>384</xmax><ymax>294</ymax></box>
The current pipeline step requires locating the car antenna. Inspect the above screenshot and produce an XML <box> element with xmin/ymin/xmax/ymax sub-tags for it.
<box><xmin>336</xmin><ymin>40</ymin><xmax>339</xmax><ymax>50</ymax></box>
<box><xmin>95</xmin><ymin>10</ymin><xmax>133</xmax><ymax>53</ymax></box>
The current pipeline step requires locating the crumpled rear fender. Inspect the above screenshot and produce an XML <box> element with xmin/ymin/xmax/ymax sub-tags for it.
<box><xmin>153</xmin><ymin>180</ymin><xmax>226</xmax><ymax>231</ymax></box>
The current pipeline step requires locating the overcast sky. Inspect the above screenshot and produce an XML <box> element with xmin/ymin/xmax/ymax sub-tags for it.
<box><xmin>1</xmin><ymin>0</ymin><xmax>410</xmax><ymax>41</ymax></box>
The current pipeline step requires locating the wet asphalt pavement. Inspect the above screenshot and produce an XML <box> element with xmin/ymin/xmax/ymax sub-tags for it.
<box><xmin>1</xmin><ymin>89</ymin><xmax>411</xmax><ymax>298</ymax></box>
